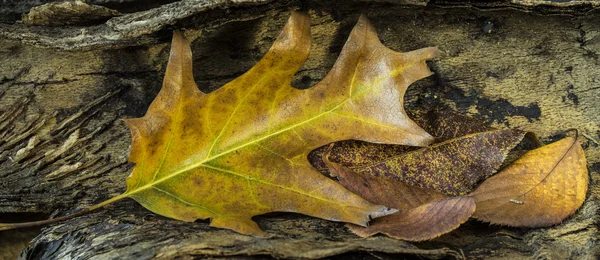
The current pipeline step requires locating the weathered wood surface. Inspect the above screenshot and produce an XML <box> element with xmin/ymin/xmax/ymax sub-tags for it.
<box><xmin>2</xmin><ymin>0</ymin><xmax>600</xmax><ymax>50</ymax></box>
<box><xmin>1</xmin><ymin>0</ymin><xmax>599</xmax><ymax>259</ymax></box>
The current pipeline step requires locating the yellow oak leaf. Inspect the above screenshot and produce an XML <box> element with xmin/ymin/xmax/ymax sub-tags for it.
<box><xmin>0</xmin><ymin>12</ymin><xmax>438</xmax><ymax>236</ymax></box>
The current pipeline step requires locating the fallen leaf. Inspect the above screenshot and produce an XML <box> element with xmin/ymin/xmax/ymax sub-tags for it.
<box><xmin>309</xmin><ymin>109</ymin><xmax>494</xmax><ymax>177</ymax></box>
<box><xmin>352</xmin><ymin>197</ymin><xmax>475</xmax><ymax>241</ymax></box>
<box><xmin>323</xmin><ymin>129</ymin><xmax>526</xmax><ymax>196</ymax></box>
<box><xmin>470</xmin><ymin>136</ymin><xmax>588</xmax><ymax>227</ymax></box>
<box><xmin>323</xmin><ymin>147</ymin><xmax>475</xmax><ymax>241</ymax></box>
<box><xmin>120</xmin><ymin>12</ymin><xmax>439</xmax><ymax>236</ymax></box>
<box><xmin>322</xmin><ymin>145</ymin><xmax>446</xmax><ymax>211</ymax></box>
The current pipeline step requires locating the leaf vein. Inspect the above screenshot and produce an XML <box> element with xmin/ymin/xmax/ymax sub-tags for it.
<box><xmin>152</xmin><ymin>186</ymin><xmax>222</xmax><ymax>216</ymax></box>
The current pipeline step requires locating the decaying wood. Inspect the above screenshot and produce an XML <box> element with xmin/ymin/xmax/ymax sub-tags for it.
<box><xmin>1</xmin><ymin>0</ymin><xmax>599</xmax><ymax>259</ymax></box>
<box><xmin>1</xmin><ymin>0</ymin><xmax>600</xmax><ymax>51</ymax></box>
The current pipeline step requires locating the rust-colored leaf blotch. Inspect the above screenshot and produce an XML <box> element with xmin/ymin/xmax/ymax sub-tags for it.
<box><xmin>122</xmin><ymin>11</ymin><xmax>439</xmax><ymax>236</ymax></box>
<box><xmin>470</xmin><ymin>136</ymin><xmax>588</xmax><ymax>227</ymax></box>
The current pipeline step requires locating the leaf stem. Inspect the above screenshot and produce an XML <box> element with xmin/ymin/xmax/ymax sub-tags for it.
<box><xmin>0</xmin><ymin>193</ymin><xmax>128</xmax><ymax>231</ymax></box>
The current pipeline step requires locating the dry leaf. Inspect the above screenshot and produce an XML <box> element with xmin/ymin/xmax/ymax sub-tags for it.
<box><xmin>352</xmin><ymin>197</ymin><xmax>475</xmax><ymax>241</ymax></box>
<box><xmin>327</xmin><ymin>129</ymin><xmax>526</xmax><ymax>196</ymax></box>
<box><xmin>470</xmin><ymin>136</ymin><xmax>588</xmax><ymax>227</ymax></box>
<box><xmin>323</xmin><ymin>148</ymin><xmax>475</xmax><ymax>241</ymax></box>
<box><xmin>310</xmin><ymin>140</ymin><xmax>418</xmax><ymax>177</ymax></box>
<box><xmin>121</xmin><ymin>12</ymin><xmax>439</xmax><ymax>236</ymax></box>
<box><xmin>309</xmin><ymin>109</ymin><xmax>494</xmax><ymax>177</ymax></box>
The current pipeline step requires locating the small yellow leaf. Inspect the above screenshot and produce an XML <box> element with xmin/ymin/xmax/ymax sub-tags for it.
<box><xmin>470</xmin><ymin>136</ymin><xmax>588</xmax><ymax>227</ymax></box>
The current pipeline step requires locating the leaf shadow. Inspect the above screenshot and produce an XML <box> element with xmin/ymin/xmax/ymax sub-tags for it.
<box><xmin>190</xmin><ymin>18</ymin><xmax>271</xmax><ymax>94</ymax></box>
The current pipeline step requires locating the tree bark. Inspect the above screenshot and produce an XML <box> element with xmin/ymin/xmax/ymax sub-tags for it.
<box><xmin>1</xmin><ymin>0</ymin><xmax>599</xmax><ymax>259</ymax></box>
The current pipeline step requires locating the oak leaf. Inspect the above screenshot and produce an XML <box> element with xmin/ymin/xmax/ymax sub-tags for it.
<box><xmin>470</xmin><ymin>136</ymin><xmax>588</xmax><ymax>227</ymax></box>
<box><xmin>120</xmin><ymin>12</ymin><xmax>439</xmax><ymax>236</ymax></box>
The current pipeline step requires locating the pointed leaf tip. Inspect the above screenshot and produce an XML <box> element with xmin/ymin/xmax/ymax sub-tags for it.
<box><xmin>370</xmin><ymin>207</ymin><xmax>399</xmax><ymax>220</ymax></box>
<box><xmin>170</xmin><ymin>30</ymin><xmax>191</xmax><ymax>58</ymax></box>
<box><xmin>409</xmin><ymin>47</ymin><xmax>441</xmax><ymax>61</ymax></box>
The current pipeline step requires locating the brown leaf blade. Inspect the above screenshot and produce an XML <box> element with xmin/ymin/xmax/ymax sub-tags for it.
<box><xmin>470</xmin><ymin>136</ymin><xmax>588</xmax><ymax>227</ymax></box>
<box><xmin>347</xmin><ymin>129</ymin><xmax>526</xmax><ymax>195</ymax></box>
<box><xmin>121</xmin><ymin>12</ymin><xmax>438</xmax><ymax>236</ymax></box>
<box><xmin>323</xmin><ymin>150</ymin><xmax>474</xmax><ymax>241</ymax></box>
<box><xmin>349</xmin><ymin>197</ymin><xmax>475</xmax><ymax>241</ymax></box>
<box><xmin>308</xmin><ymin>109</ymin><xmax>491</xmax><ymax>177</ymax></box>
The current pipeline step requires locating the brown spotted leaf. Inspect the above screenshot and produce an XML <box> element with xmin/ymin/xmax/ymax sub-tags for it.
<box><xmin>323</xmin><ymin>149</ymin><xmax>475</xmax><ymax>241</ymax></box>
<box><xmin>309</xmin><ymin>140</ymin><xmax>418</xmax><ymax>177</ymax></box>
<box><xmin>470</xmin><ymin>136</ymin><xmax>588</xmax><ymax>227</ymax></box>
<box><xmin>328</xmin><ymin>129</ymin><xmax>526</xmax><ymax>196</ymax></box>
<box><xmin>309</xmin><ymin>109</ymin><xmax>494</xmax><ymax>177</ymax></box>
<box><xmin>118</xmin><ymin>12</ymin><xmax>439</xmax><ymax>236</ymax></box>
